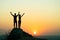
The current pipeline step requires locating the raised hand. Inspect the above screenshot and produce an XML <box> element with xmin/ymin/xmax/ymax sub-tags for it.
<box><xmin>21</xmin><ymin>13</ymin><xmax>25</xmax><ymax>17</ymax></box>
<box><xmin>10</xmin><ymin>12</ymin><xmax>12</xmax><ymax>13</ymax></box>
<box><xmin>10</xmin><ymin>12</ymin><xmax>13</xmax><ymax>16</ymax></box>
<box><xmin>23</xmin><ymin>13</ymin><xmax>25</xmax><ymax>15</ymax></box>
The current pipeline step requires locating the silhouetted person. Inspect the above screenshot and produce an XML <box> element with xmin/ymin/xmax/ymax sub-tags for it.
<box><xmin>10</xmin><ymin>12</ymin><xmax>18</xmax><ymax>28</ymax></box>
<box><xmin>18</xmin><ymin>12</ymin><xmax>25</xmax><ymax>28</ymax></box>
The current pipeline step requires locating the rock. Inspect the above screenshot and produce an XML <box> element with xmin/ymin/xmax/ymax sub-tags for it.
<box><xmin>7</xmin><ymin>28</ymin><xmax>47</xmax><ymax>40</ymax></box>
<box><xmin>7</xmin><ymin>28</ymin><xmax>32</xmax><ymax>40</ymax></box>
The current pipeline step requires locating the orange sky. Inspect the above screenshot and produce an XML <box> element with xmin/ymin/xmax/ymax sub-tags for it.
<box><xmin>0</xmin><ymin>0</ymin><xmax>60</xmax><ymax>36</ymax></box>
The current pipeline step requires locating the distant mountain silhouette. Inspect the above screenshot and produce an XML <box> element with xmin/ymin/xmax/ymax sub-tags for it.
<box><xmin>7</xmin><ymin>28</ymin><xmax>47</xmax><ymax>40</ymax></box>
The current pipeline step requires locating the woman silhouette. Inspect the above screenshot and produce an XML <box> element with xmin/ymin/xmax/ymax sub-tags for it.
<box><xmin>18</xmin><ymin>12</ymin><xmax>25</xmax><ymax>28</ymax></box>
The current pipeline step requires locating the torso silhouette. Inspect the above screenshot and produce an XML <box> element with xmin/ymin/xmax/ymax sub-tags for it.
<box><xmin>18</xmin><ymin>14</ymin><xmax>21</xmax><ymax>21</ymax></box>
<box><xmin>14</xmin><ymin>15</ymin><xmax>17</xmax><ymax>22</ymax></box>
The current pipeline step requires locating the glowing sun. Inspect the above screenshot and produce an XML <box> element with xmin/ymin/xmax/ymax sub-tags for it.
<box><xmin>34</xmin><ymin>32</ymin><xmax>36</xmax><ymax>35</ymax></box>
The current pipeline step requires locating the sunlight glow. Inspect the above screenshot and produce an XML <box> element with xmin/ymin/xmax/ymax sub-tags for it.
<box><xmin>34</xmin><ymin>32</ymin><xmax>36</xmax><ymax>35</ymax></box>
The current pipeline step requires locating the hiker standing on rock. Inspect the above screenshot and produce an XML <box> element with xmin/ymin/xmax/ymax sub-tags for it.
<box><xmin>18</xmin><ymin>12</ymin><xmax>25</xmax><ymax>28</ymax></box>
<box><xmin>10</xmin><ymin>12</ymin><xmax>18</xmax><ymax>28</ymax></box>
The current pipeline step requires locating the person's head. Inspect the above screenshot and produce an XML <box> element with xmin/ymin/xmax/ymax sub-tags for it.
<box><xmin>14</xmin><ymin>13</ymin><xmax>16</xmax><ymax>15</ymax></box>
<box><xmin>18</xmin><ymin>13</ymin><xmax>20</xmax><ymax>15</ymax></box>
<box><xmin>18</xmin><ymin>12</ymin><xmax>20</xmax><ymax>15</ymax></box>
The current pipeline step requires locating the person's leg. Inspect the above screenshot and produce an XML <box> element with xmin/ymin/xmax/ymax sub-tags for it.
<box><xmin>14</xmin><ymin>21</ymin><xmax>15</xmax><ymax>28</ymax></box>
<box><xmin>20</xmin><ymin>21</ymin><xmax>21</xmax><ymax>27</ymax></box>
<box><xmin>18</xmin><ymin>21</ymin><xmax>19</xmax><ymax>28</ymax></box>
<box><xmin>16</xmin><ymin>21</ymin><xmax>17</xmax><ymax>28</ymax></box>
<box><xmin>19</xmin><ymin>21</ymin><xmax>21</xmax><ymax>28</ymax></box>
<box><xmin>18</xmin><ymin>21</ymin><xmax>20</xmax><ymax>28</ymax></box>
<box><xmin>19</xmin><ymin>22</ymin><xmax>20</xmax><ymax>28</ymax></box>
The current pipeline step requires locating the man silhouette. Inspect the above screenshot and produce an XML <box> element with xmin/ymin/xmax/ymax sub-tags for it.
<box><xmin>18</xmin><ymin>12</ymin><xmax>25</xmax><ymax>28</ymax></box>
<box><xmin>10</xmin><ymin>12</ymin><xmax>18</xmax><ymax>28</ymax></box>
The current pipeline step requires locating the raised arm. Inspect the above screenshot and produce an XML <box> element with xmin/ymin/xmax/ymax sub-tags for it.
<box><xmin>10</xmin><ymin>12</ymin><xmax>14</xmax><ymax>16</ymax></box>
<box><xmin>17</xmin><ymin>12</ymin><xmax>20</xmax><ymax>16</ymax></box>
<box><xmin>21</xmin><ymin>13</ymin><xmax>25</xmax><ymax>17</ymax></box>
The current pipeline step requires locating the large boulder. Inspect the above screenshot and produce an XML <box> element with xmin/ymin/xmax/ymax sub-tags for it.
<box><xmin>7</xmin><ymin>28</ymin><xmax>47</xmax><ymax>40</ymax></box>
<box><xmin>7</xmin><ymin>28</ymin><xmax>32</xmax><ymax>40</ymax></box>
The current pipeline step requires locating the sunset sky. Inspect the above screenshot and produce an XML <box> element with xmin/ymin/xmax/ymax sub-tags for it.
<box><xmin>0</xmin><ymin>0</ymin><xmax>60</xmax><ymax>36</ymax></box>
